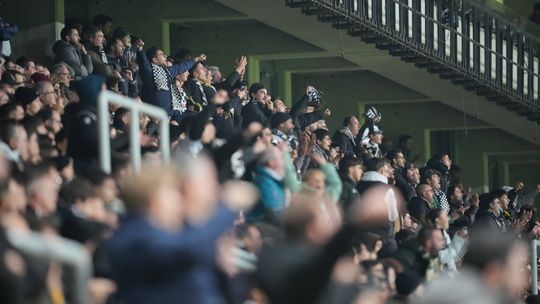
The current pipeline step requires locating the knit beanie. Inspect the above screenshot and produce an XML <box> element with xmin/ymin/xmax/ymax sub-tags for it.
<box><xmin>396</xmin><ymin>271</ymin><xmax>422</xmax><ymax>296</ymax></box>
<box><xmin>269</xmin><ymin>112</ymin><xmax>291</xmax><ymax>129</ymax></box>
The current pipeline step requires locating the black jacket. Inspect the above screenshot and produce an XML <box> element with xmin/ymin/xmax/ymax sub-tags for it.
<box><xmin>241</xmin><ymin>100</ymin><xmax>271</xmax><ymax>128</ymax></box>
<box><xmin>339</xmin><ymin>174</ymin><xmax>359</xmax><ymax>211</ymax></box>
<box><xmin>52</xmin><ymin>40</ymin><xmax>93</xmax><ymax>78</ymax></box>
<box><xmin>407</xmin><ymin>197</ymin><xmax>431</xmax><ymax>223</ymax></box>
<box><xmin>332</xmin><ymin>128</ymin><xmax>357</xmax><ymax>158</ymax></box>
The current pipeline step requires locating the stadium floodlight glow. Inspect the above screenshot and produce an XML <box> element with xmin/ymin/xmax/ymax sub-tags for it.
<box><xmin>97</xmin><ymin>91</ymin><xmax>170</xmax><ymax>174</ymax></box>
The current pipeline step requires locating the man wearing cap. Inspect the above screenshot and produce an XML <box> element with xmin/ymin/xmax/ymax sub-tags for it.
<box><xmin>15</xmin><ymin>87</ymin><xmax>42</xmax><ymax>116</ymax></box>
<box><xmin>363</xmin><ymin>125</ymin><xmax>383</xmax><ymax>159</ymax></box>
<box><xmin>269</xmin><ymin>112</ymin><xmax>297</xmax><ymax>149</ymax></box>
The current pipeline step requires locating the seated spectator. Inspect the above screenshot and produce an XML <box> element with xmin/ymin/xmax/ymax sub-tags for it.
<box><xmin>421</xmin><ymin>169</ymin><xmax>449</xmax><ymax>214</ymax></box>
<box><xmin>52</xmin><ymin>26</ymin><xmax>92</xmax><ymax>78</ymax></box>
<box><xmin>338</xmin><ymin>156</ymin><xmax>363</xmax><ymax>209</ymax></box>
<box><xmin>407</xmin><ymin>184</ymin><xmax>435</xmax><ymax>224</ymax></box>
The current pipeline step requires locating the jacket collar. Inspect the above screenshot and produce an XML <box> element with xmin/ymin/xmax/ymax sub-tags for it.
<box><xmin>361</xmin><ymin>171</ymin><xmax>388</xmax><ymax>184</ymax></box>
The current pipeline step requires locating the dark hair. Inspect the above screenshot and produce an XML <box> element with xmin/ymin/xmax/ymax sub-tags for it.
<box><xmin>93</xmin><ymin>14</ymin><xmax>113</xmax><ymax>27</ymax></box>
<box><xmin>352</xmin><ymin>232</ymin><xmax>381</xmax><ymax>252</ymax></box>
<box><xmin>145</xmin><ymin>46</ymin><xmax>161</xmax><ymax>62</ymax></box>
<box><xmin>0</xmin><ymin>102</ymin><xmax>21</xmax><ymax>121</ymax></box>
<box><xmin>313</xmin><ymin>128</ymin><xmax>329</xmax><ymax>142</ymax></box>
<box><xmin>84</xmin><ymin>169</ymin><xmax>113</xmax><ymax>186</ymax></box>
<box><xmin>248</xmin><ymin>83</ymin><xmax>266</xmax><ymax>98</ymax></box>
<box><xmin>386</xmin><ymin>149</ymin><xmax>403</xmax><ymax>163</ymax></box>
<box><xmin>417</xmin><ymin>227</ymin><xmax>437</xmax><ymax>246</ymax></box>
<box><xmin>395</xmin><ymin>229</ymin><xmax>415</xmax><ymax>247</ymax></box>
<box><xmin>478</xmin><ymin>193</ymin><xmax>497</xmax><ymax>211</ymax></box>
<box><xmin>113</xmin><ymin>107</ymin><xmax>129</xmax><ymax>130</ymax></box>
<box><xmin>60</xmin><ymin>26</ymin><xmax>76</xmax><ymax>40</ymax></box>
<box><xmin>81</xmin><ymin>25</ymin><xmax>101</xmax><ymax>43</ymax></box>
<box><xmin>446</xmin><ymin>183</ymin><xmax>462</xmax><ymax>199</ymax></box>
<box><xmin>425</xmin><ymin>208</ymin><xmax>443</xmax><ymax>228</ymax></box>
<box><xmin>365</xmin><ymin>157</ymin><xmax>387</xmax><ymax>172</ymax></box>
<box><xmin>16</xmin><ymin>57</ymin><xmax>34</xmax><ymax>69</ymax></box>
<box><xmin>421</xmin><ymin>169</ymin><xmax>440</xmax><ymax>184</ymax></box>
<box><xmin>342</xmin><ymin>116</ymin><xmax>356</xmax><ymax>127</ymax></box>
<box><xmin>338</xmin><ymin>156</ymin><xmax>363</xmax><ymax>176</ymax></box>
<box><xmin>432</xmin><ymin>152</ymin><xmax>448</xmax><ymax>162</ymax></box>
<box><xmin>0</xmin><ymin>120</ymin><xmax>20</xmax><ymax>144</ymax></box>
<box><xmin>490</xmin><ymin>189</ymin><xmax>508</xmax><ymax>199</ymax></box>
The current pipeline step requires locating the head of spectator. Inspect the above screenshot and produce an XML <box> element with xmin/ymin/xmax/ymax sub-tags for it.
<box><xmin>37</xmin><ymin>108</ymin><xmax>62</xmax><ymax>135</ymax></box>
<box><xmin>87</xmin><ymin>170</ymin><xmax>119</xmax><ymax>206</ymax></box>
<box><xmin>64</xmin><ymin>177</ymin><xmax>108</xmax><ymax>222</ymax></box>
<box><xmin>206</xmin><ymin>65</ymin><xmax>221</xmax><ymax>84</ymax></box>
<box><xmin>342</xmin><ymin>116</ymin><xmax>360</xmax><ymax>137</ymax></box>
<box><xmin>76</xmin><ymin>74</ymin><xmax>104</xmax><ymax>108</ymax></box>
<box><xmin>30</xmin><ymin>72</ymin><xmax>50</xmax><ymax>85</ymax></box>
<box><xmin>404</xmin><ymin>162</ymin><xmax>420</xmax><ymax>186</ymax></box>
<box><xmin>145</xmin><ymin>46</ymin><xmax>169</xmax><ymax>67</ymax></box>
<box><xmin>447</xmin><ymin>184</ymin><xmax>463</xmax><ymax>206</ymax></box>
<box><xmin>112</xmin><ymin>27</ymin><xmax>130</xmax><ymax>48</ymax></box>
<box><xmin>0</xmin><ymin>102</ymin><xmax>24</xmax><ymax>121</ymax></box>
<box><xmin>113</xmin><ymin>107</ymin><xmax>129</xmax><ymax>133</ymax></box>
<box><xmin>311</xmin><ymin>128</ymin><xmax>329</xmax><ymax>152</ymax></box>
<box><xmin>418</xmin><ymin>227</ymin><xmax>445</xmax><ymax>258</ymax></box>
<box><xmin>422</xmin><ymin>169</ymin><xmax>441</xmax><ymax>191</ymax></box>
<box><xmin>368</xmin><ymin>125</ymin><xmax>383</xmax><ymax>145</ymax></box>
<box><xmin>15</xmin><ymin>57</ymin><xmax>36</xmax><ymax>81</ymax></box>
<box><xmin>235</xmin><ymin>224</ymin><xmax>263</xmax><ymax>255</ymax></box>
<box><xmin>418</xmin><ymin>183</ymin><xmax>435</xmax><ymax>205</ymax></box>
<box><xmin>273</xmin><ymin>98</ymin><xmax>287</xmax><ymax>113</ymax></box>
<box><xmin>51</xmin><ymin>63</ymin><xmax>72</xmax><ymax>86</ymax></box>
<box><xmin>257</xmin><ymin>127</ymin><xmax>273</xmax><ymax>147</ymax></box>
<box><xmin>83</xmin><ymin>25</ymin><xmax>105</xmax><ymax>50</ymax></box>
<box><xmin>0</xmin><ymin>176</ymin><xmax>26</xmax><ymax>213</ymax></box>
<box><xmin>15</xmin><ymin>87</ymin><xmax>42</xmax><ymax>116</ymax></box>
<box><xmin>35</xmin><ymin>62</ymin><xmax>50</xmax><ymax>77</ymax></box>
<box><xmin>430</xmin><ymin>152</ymin><xmax>452</xmax><ymax>171</ymax></box>
<box><xmin>270</xmin><ymin>112</ymin><xmax>293</xmax><ymax>135</ymax></box>
<box><xmin>0</xmin><ymin>121</ymin><xmax>28</xmax><ymax>161</ymax></box>
<box><xmin>0</xmin><ymin>90</ymin><xmax>10</xmax><ymax>106</ymax></box>
<box><xmin>2</xmin><ymin>69</ymin><xmax>25</xmax><ymax>91</ymax></box>
<box><xmin>339</xmin><ymin>156</ymin><xmax>364</xmax><ymax>184</ymax></box>
<box><xmin>64</xmin><ymin>17</ymin><xmax>83</xmax><ymax>34</ymax></box>
<box><xmin>249</xmin><ymin>83</ymin><xmax>267</xmax><ymax>103</ymax></box>
<box><xmin>491</xmin><ymin>189</ymin><xmax>510</xmax><ymax>211</ymax></box>
<box><xmin>93</xmin><ymin>14</ymin><xmax>114</xmax><ymax>38</ymax></box>
<box><xmin>479</xmin><ymin>193</ymin><xmax>501</xmax><ymax>216</ymax></box>
<box><xmin>187</xmin><ymin>60</ymin><xmax>208</xmax><ymax>84</ymax></box>
<box><xmin>386</xmin><ymin>149</ymin><xmax>405</xmax><ymax>169</ymax></box>
<box><xmin>395</xmin><ymin>271</ymin><xmax>424</xmax><ymax>300</ymax></box>
<box><xmin>35</xmin><ymin>81</ymin><xmax>57</xmax><ymax>108</ymax></box>
<box><xmin>107</xmin><ymin>37</ymin><xmax>125</xmax><ymax>59</ymax></box>
<box><xmin>25</xmin><ymin>163</ymin><xmax>60</xmax><ymax>218</ymax></box>
<box><xmin>464</xmin><ymin>227</ymin><xmax>528</xmax><ymax>299</ymax></box>
<box><xmin>400</xmin><ymin>212</ymin><xmax>416</xmax><ymax>232</ymax></box>
<box><xmin>60</xmin><ymin>25</ymin><xmax>81</xmax><ymax>46</ymax></box>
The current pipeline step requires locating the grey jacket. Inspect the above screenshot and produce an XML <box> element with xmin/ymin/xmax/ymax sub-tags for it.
<box><xmin>52</xmin><ymin>40</ymin><xmax>93</xmax><ymax>78</ymax></box>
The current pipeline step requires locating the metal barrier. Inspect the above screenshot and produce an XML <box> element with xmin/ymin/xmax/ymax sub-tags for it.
<box><xmin>532</xmin><ymin>240</ymin><xmax>540</xmax><ymax>295</ymax></box>
<box><xmin>287</xmin><ymin>0</ymin><xmax>540</xmax><ymax>114</ymax></box>
<box><xmin>97</xmin><ymin>91</ymin><xmax>170</xmax><ymax>174</ymax></box>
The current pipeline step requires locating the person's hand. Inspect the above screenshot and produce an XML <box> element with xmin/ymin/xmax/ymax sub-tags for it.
<box><xmin>311</xmin><ymin>153</ymin><xmax>327</xmax><ymax>166</ymax></box>
<box><xmin>135</xmin><ymin>39</ymin><xmax>145</xmax><ymax>51</ymax></box>
<box><xmin>89</xmin><ymin>278</ymin><xmax>117</xmax><ymax>304</ymax></box>
<box><xmin>75</xmin><ymin>42</ymin><xmax>87</xmax><ymax>55</ymax></box>
<box><xmin>222</xmin><ymin>180</ymin><xmax>259</xmax><ymax>212</ymax></box>
<box><xmin>515</xmin><ymin>181</ymin><xmax>525</xmax><ymax>192</ymax></box>
<box><xmin>211</xmin><ymin>90</ymin><xmax>228</xmax><ymax>106</ymax></box>
<box><xmin>195</xmin><ymin>54</ymin><xmax>207</xmax><ymax>62</ymax></box>
<box><xmin>324</xmin><ymin>108</ymin><xmax>331</xmax><ymax>116</ymax></box>
<box><xmin>265</xmin><ymin>99</ymin><xmax>274</xmax><ymax>111</ymax></box>
<box><xmin>456</xmin><ymin>227</ymin><xmax>469</xmax><ymax>239</ymax></box>
<box><xmin>234</xmin><ymin>56</ymin><xmax>248</xmax><ymax>73</ymax></box>
<box><xmin>124</xmin><ymin>69</ymin><xmax>133</xmax><ymax>82</ymax></box>
<box><xmin>113</xmin><ymin>70</ymin><xmax>123</xmax><ymax>81</ymax></box>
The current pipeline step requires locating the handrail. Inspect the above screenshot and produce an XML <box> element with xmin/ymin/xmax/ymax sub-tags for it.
<box><xmin>97</xmin><ymin>91</ymin><xmax>170</xmax><ymax>174</ymax></box>
<box><xmin>291</xmin><ymin>0</ymin><xmax>540</xmax><ymax>111</ymax></box>
<box><xmin>532</xmin><ymin>239</ymin><xmax>540</xmax><ymax>295</ymax></box>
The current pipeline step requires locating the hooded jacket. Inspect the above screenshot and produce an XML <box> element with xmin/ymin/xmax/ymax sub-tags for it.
<box><xmin>332</xmin><ymin>127</ymin><xmax>357</xmax><ymax>158</ymax></box>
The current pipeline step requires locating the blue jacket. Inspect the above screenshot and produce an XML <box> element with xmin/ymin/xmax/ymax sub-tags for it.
<box><xmin>107</xmin><ymin>206</ymin><xmax>235</xmax><ymax>304</ymax></box>
<box><xmin>137</xmin><ymin>50</ymin><xmax>196</xmax><ymax>115</ymax></box>
<box><xmin>248</xmin><ymin>166</ymin><xmax>286</xmax><ymax>221</ymax></box>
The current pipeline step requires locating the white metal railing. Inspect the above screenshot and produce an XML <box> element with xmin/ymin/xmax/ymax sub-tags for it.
<box><xmin>532</xmin><ymin>240</ymin><xmax>540</xmax><ymax>295</ymax></box>
<box><xmin>97</xmin><ymin>91</ymin><xmax>170</xmax><ymax>174</ymax></box>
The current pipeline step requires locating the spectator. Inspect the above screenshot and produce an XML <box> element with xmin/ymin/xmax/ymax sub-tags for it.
<box><xmin>15</xmin><ymin>87</ymin><xmax>42</xmax><ymax>116</ymax></box>
<box><xmin>93</xmin><ymin>14</ymin><xmax>114</xmax><ymax>40</ymax></box>
<box><xmin>363</xmin><ymin>125</ymin><xmax>384</xmax><ymax>159</ymax></box>
<box><xmin>83</xmin><ymin>25</ymin><xmax>111</xmax><ymax>77</ymax></box>
<box><xmin>332</xmin><ymin>116</ymin><xmax>360</xmax><ymax>158</ymax></box>
<box><xmin>53</xmin><ymin>26</ymin><xmax>92</xmax><ymax>78</ymax></box>
<box><xmin>407</xmin><ymin>184</ymin><xmax>435</xmax><ymax>224</ymax></box>
<box><xmin>421</xmin><ymin>169</ymin><xmax>449</xmax><ymax>214</ymax></box>
<box><xmin>338</xmin><ymin>156</ymin><xmax>363</xmax><ymax>209</ymax></box>
<box><xmin>241</xmin><ymin>82</ymin><xmax>273</xmax><ymax>128</ymax></box>
<box><xmin>358</xmin><ymin>105</ymin><xmax>382</xmax><ymax>145</ymax></box>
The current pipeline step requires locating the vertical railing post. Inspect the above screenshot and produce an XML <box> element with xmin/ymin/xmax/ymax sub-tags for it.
<box><xmin>484</xmin><ymin>13</ymin><xmax>492</xmax><ymax>81</ymax></box>
<box><xmin>462</xmin><ymin>6</ymin><xmax>470</xmax><ymax>70</ymax></box>
<box><xmin>495</xmin><ymin>20</ymin><xmax>503</xmax><ymax>86</ymax></box>
<box><xmin>531</xmin><ymin>240</ymin><xmax>539</xmax><ymax>295</ymax></box>
<box><xmin>98</xmin><ymin>92</ymin><xmax>112</xmax><ymax>174</ymax></box>
<box><xmin>517</xmin><ymin>32</ymin><xmax>525</xmax><ymax>96</ymax></box>
<box><xmin>473</xmin><ymin>7</ymin><xmax>481</xmax><ymax>77</ymax></box>
<box><xmin>426</xmin><ymin>0</ymin><xmax>434</xmax><ymax>50</ymax></box>
<box><xmin>449</xmin><ymin>0</ymin><xmax>457</xmax><ymax>63</ymax></box>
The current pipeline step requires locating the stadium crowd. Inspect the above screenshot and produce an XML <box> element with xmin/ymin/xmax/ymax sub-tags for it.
<box><xmin>0</xmin><ymin>13</ymin><xmax>540</xmax><ymax>304</ymax></box>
